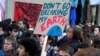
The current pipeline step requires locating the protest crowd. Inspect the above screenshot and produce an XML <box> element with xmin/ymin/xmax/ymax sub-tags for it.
<box><xmin>0</xmin><ymin>19</ymin><xmax>42</xmax><ymax>56</ymax></box>
<box><xmin>44</xmin><ymin>24</ymin><xmax>100</xmax><ymax>56</ymax></box>
<box><xmin>0</xmin><ymin>0</ymin><xmax>100</xmax><ymax>56</ymax></box>
<box><xmin>0</xmin><ymin>18</ymin><xmax>100</xmax><ymax>56</ymax></box>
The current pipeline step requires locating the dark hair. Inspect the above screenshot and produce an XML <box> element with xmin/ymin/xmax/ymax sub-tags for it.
<box><xmin>19</xmin><ymin>38</ymin><xmax>41</xmax><ymax>56</ymax></box>
<box><xmin>19</xmin><ymin>19</ymin><xmax>26</xmax><ymax>25</ymax></box>
<box><xmin>68</xmin><ymin>26</ymin><xmax>82</xmax><ymax>40</ymax></box>
<box><xmin>9</xmin><ymin>23</ymin><xmax>20</xmax><ymax>32</ymax></box>
<box><xmin>48</xmin><ymin>36</ymin><xmax>54</xmax><ymax>41</ymax></box>
<box><xmin>0</xmin><ymin>22</ymin><xmax>8</xmax><ymax>31</ymax></box>
<box><xmin>93</xmin><ymin>25</ymin><xmax>100</xmax><ymax>32</ymax></box>
<box><xmin>2</xmin><ymin>19</ymin><xmax>11</xmax><ymax>25</ymax></box>
<box><xmin>20</xmin><ymin>30</ymin><xmax>33</xmax><ymax>39</ymax></box>
<box><xmin>18</xmin><ymin>19</ymin><xmax>29</xmax><ymax>29</ymax></box>
<box><xmin>2</xmin><ymin>19</ymin><xmax>11</xmax><ymax>31</ymax></box>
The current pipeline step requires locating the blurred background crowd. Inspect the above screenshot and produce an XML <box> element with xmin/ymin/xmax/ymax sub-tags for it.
<box><xmin>0</xmin><ymin>0</ymin><xmax>100</xmax><ymax>56</ymax></box>
<box><xmin>0</xmin><ymin>18</ymin><xmax>100</xmax><ymax>56</ymax></box>
<box><xmin>0</xmin><ymin>19</ymin><xmax>43</xmax><ymax>56</ymax></box>
<box><xmin>44</xmin><ymin>24</ymin><xmax>100</xmax><ymax>56</ymax></box>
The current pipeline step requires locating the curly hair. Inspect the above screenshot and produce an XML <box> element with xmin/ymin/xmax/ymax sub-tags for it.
<box><xmin>19</xmin><ymin>38</ymin><xmax>41</xmax><ymax>56</ymax></box>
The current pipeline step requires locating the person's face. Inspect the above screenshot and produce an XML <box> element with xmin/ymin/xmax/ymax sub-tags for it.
<box><xmin>11</xmin><ymin>29</ymin><xmax>18</xmax><ymax>37</ymax></box>
<box><xmin>3</xmin><ymin>39</ymin><xmax>13</xmax><ymax>52</ymax></box>
<box><xmin>87</xmin><ymin>23</ymin><xmax>91</xmax><ymax>27</ymax></box>
<box><xmin>59</xmin><ymin>50</ymin><xmax>70</xmax><ymax>56</ymax></box>
<box><xmin>40</xmin><ymin>35</ymin><xmax>45</xmax><ymax>47</ymax></box>
<box><xmin>94</xmin><ymin>28</ymin><xmax>100</xmax><ymax>35</ymax></box>
<box><xmin>66</xmin><ymin>27</ymin><xmax>73</xmax><ymax>38</ymax></box>
<box><xmin>17</xmin><ymin>45</ymin><xmax>27</xmax><ymax>56</ymax></box>
<box><xmin>18</xmin><ymin>21</ymin><xmax>25</xmax><ymax>28</ymax></box>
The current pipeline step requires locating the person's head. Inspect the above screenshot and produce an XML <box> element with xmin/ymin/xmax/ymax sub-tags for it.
<box><xmin>74</xmin><ymin>47</ymin><xmax>100</xmax><ymax>56</ymax></box>
<box><xmin>9</xmin><ymin>24</ymin><xmax>19</xmax><ymax>37</ymax></box>
<box><xmin>59</xmin><ymin>50</ymin><xmax>70</xmax><ymax>56</ymax></box>
<box><xmin>17</xmin><ymin>20</ymin><xmax>26</xmax><ymax>29</ymax></box>
<box><xmin>86</xmin><ymin>22</ymin><xmax>92</xmax><ymax>27</ymax></box>
<box><xmin>93</xmin><ymin>25</ymin><xmax>100</xmax><ymax>36</ymax></box>
<box><xmin>66</xmin><ymin>26</ymin><xmax>81</xmax><ymax>40</ymax></box>
<box><xmin>3</xmin><ymin>37</ymin><xmax>16</xmax><ymax>52</ymax></box>
<box><xmin>2</xmin><ymin>18</ymin><xmax>11</xmax><ymax>25</ymax></box>
<box><xmin>17</xmin><ymin>38</ymin><xmax>41</xmax><ymax>56</ymax></box>
<box><xmin>21</xmin><ymin>30</ymin><xmax>33</xmax><ymax>39</ymax></box>
<box><xmin>66</xmin><ymin>26</ymin><xmax>73</xmax><ymax>39</ymax></box>
<box><xmin>47</xmin><ymin>36</ymin><xmax>54</xmax><ymax>45</ymax></box>
<box><xmin>17</xmin><ymin>19</ymin><xmax>29</xmax><ymax>29</ymax></box>
<box><xmin>58</xmin><ymin>44</ymin><xmax>72</xmax><ymax>56</ymax></box>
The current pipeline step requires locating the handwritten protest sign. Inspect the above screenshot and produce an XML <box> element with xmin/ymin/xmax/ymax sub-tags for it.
<box><xmin>34</xmin><ymin>1</ymin><xmax>71</xmax><ymax>36</ymax></box>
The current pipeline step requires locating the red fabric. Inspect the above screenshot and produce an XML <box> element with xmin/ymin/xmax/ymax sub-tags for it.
<box><xmin>14</xmin><ymin>2</ymin><xmax>42</xmax><ymax>27</ymax></box>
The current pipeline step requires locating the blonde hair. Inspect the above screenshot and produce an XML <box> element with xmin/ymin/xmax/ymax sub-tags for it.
<box><xmin>3</xmin><ymin>37</ymin><xmax>17</xmax><ymax>50</ymax></box>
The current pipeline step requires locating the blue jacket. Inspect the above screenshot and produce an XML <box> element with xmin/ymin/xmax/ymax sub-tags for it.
<box><xmin>0</xmin><ymin>50</ymin><xmax>5</xmax><ymax>56</ymax></box>
<box><xmin>0</xmin><ymin>32</ymin><xmax>7</xmax><ymax>49</ymax></box>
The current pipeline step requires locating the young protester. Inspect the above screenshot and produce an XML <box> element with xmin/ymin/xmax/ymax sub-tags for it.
<box><xmin>17</xmin><ymin>38</ymin><xmax>41</xmax><ymax>56</ymax></box>
<box><xmin>45</xmin><ymin>36</ymin><xmax>58</xmax><ymax>56</ymax></box>
<box><xmin>0</xmin><ymin>37</ymin><xmax>17</xmax><ymax>56</ymax></box>
<box><xmin>57</xmin><ymin>26</ymin><xmax>81</xmax><ymax>55</ymax></box>
<box><xmin>92</xmin><ymin>25</ymin><xmax>100</xmax><ymax>48</ymax></box>
<box><xmin>8</xmin><ymin>23</ymin><xmax>20</xmax><ymax>48</ymax></box>
<box><xmin>58</xmin><ymin>44</ymin><xmax>72</xmax><ymax>56</ymax></box>
<box><xmin>81</xmin><ymin>25</ymin><xmax>93</xmax><ymax>47</ymax></box>
<box><xmin>0</xmin><ymin>22</ymin><xmax>8</xmax><ymax>49</ymax></box>
<box><xmin>16</xmin><ymin>19</ymin><xmax>29</xmax><ymax>40</ymax></box>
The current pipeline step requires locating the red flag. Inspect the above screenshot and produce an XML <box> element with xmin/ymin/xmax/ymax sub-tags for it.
<box><xmin>14</xmin><ymin>2</ymin><xmax>42</xmax><ymax>27</ymax></box>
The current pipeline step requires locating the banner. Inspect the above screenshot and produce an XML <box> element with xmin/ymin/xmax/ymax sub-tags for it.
<box><xmin>34</xmin><ymin>1</ymin><xmax>71</xmax><ymax>36</ymax></box>
<box><xmin>14</xmin><ymin>2</ymin><xmax>42</xmax><ymax>27</ymax></box>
